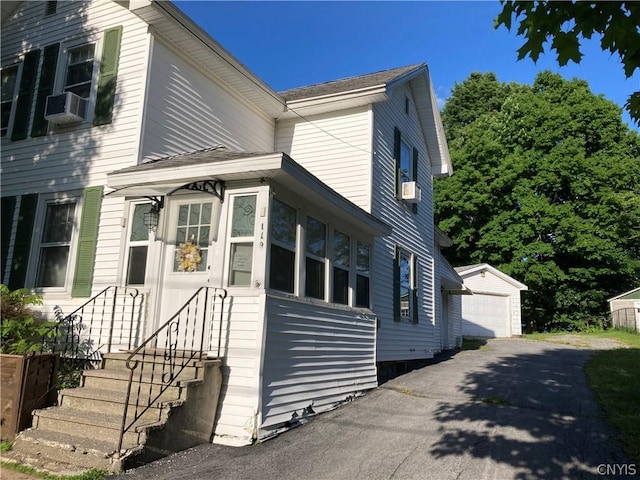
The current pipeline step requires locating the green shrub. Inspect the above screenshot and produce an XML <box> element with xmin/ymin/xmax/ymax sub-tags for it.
<box><xmin>0</xmin><ymin>285</ymin><xmax>54</xmax><ymax>355</ymax></box>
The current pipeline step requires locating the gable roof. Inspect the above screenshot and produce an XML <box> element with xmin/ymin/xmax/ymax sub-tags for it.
<box><xmin>280</xmin><ymin>63</ymin><xmax>452</xmax><ymax>177</ymax></box>
<box><xmin>455</xmin><ymin>264</ymin><xmax>528</xmax><ymax>291</ymax></box>
<box><xmin>608</xmin><ymin>286</ymin><xmax>640</xmax><ymax>302</ymax></box>
<box><xmin>280</xmin><ymin>64</ymin><xmax>424</xmax><ymax>102</ymax></box>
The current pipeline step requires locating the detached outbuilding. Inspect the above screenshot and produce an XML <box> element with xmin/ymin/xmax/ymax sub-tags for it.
<box><xmin>455</xmin><ymin>264</ymin><xmax>528</xmax><ymax>338</ymax></box>
<box><xmin>607</xmin><ymin>287</ymin><xmax>640</xmax><ymax>331</ymax></box>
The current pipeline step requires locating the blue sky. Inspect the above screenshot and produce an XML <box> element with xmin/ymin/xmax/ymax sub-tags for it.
<box><xmin>175</xmin><ymin>1</ymin><xmax>639</xmax><ymax>130</ymax></box>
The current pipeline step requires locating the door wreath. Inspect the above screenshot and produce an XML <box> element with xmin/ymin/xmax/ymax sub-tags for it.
<box><xmin>176</xmin><ymin>240</ymin><xmax>202</xmax><ymax>272</ymax></box>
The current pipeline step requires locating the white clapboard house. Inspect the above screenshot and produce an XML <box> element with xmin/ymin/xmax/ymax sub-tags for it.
<box><xmin>1</xmin><ymin>0</ymin><xmax>460</xmax><ymax>460</ymax></box>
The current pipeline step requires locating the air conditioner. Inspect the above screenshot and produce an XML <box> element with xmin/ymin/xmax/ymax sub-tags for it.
<box><xmin>44</xmin><ymin>92</ymin><xmax>87</xmax><ymax>124</ymax></box>
<box><xmin>401</xmin><ymin>181</ymin><xmax>421</xmax><ymax>203</ymax></box>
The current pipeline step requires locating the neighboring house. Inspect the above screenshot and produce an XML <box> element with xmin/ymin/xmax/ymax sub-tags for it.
<box><xmin>1</xmin><ymin>0</ymin><xmax>453</xmax><ymax>447</ymax></box>
<box><xmin>607</xmin><ymin>287</ymin><xmax>640</xmax><ymax>331</ymax></box>
<box><xmin>455</xmin><ymin>264</ymin><xmax>527</xmax><ymax>338</ymax></box>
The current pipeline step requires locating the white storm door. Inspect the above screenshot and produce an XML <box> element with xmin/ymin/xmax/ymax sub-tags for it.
<box><xmin>158</xmin><ymin>196</ymin><xmax>218</xmax><ymax>325</ymax></box>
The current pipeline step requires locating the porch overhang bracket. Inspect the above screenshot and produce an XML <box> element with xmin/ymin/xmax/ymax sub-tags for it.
<box><xmin>167</xmin><ymin>180</ymin><xmax>225</xmax><ymax>202</ymax></box>
<box><xmin>142</xmin><ymin>196</ymin><xmax>165</xmax><ymax>210</ymax></box>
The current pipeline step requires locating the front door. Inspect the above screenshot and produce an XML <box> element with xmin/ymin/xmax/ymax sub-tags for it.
<box><xmin>156</xmin><ymin>195</ymin><xmax>221</xmax><ymax>326</ymax></box>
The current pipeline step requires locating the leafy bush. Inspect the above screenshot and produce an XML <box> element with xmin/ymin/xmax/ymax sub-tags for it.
<box><xmin>0</xmin><ymin>285</ymin><xmax>54</xmax><ymax>355</ymax></box>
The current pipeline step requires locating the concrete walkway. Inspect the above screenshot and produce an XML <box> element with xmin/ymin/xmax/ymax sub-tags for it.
<box><xmin>106</xmin><ymin>339</ymin><xmax>629</xmax><ymax>479</ymax></box>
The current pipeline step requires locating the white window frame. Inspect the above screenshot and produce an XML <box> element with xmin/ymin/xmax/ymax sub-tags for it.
<box><xmin>355</xmin><ymin>240</ymin><xmax>371</xmax><ymax>308</ymax></box>
<box><xmin>27</xmin><ymin>193</ymin><xmax>80</xmax><ymax>293</ymax></box>
<box><xmin>227</xmin><ymin>193</ymin><xmax>258</xmax><ymax>288</ymax></box>
<box><xmin>122</xmin><ymin>201</ymin><xmax>153</xmax><ymax>286</ymax></box>
<box><xmin>1</xmin><ymin>62</ymin><xmax>23</xmax><ymax>140</ymax></box>
<box><xmin>303</xmin><ymin>215</ymin><xmax>327</xmax><ymax>301</ymax></box>
<box><xmin>53</xmin><ymin>36</ymin><xmax>102</xmax><ymax>125</ymax></box>
<box><xmin>268</xmin><ymin>198</ymin><xmax>298</xmax><ymax>294</ymax></box>
<box><xmin>399</xmin><ymin>139</ymin><xmax>412</xmax><ymax>186</ymax></box>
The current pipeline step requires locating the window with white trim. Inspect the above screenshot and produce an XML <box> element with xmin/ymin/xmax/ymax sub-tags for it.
<box><xmin>63</xmin><ymin>43</ymin><xmax>95</xmax><ymax>118</ymax></box>
<box><xmin>1</xmin><ymin>65</ymin><xmax>19</xmax><ymax>137</ymax></box>
<box><xmin>332</xmin><ymin>230</ymin><xmax>350</xmax><ymax>305</ymax></box>
<box><xmin>269</xmin><ymin>198</ymin><xmax>297</xmax><ymax>293</ymax></box>
<box><xmin>35</xmin><ymin>200</ymin><xmax>76</xmax><ymax>288</ymax></box>
<box><xmin>125</xmin><ymin>202</ymin><xmax>152</xmax><ymax>285</ymax></box>
<box><xmin>305</xmin><ymin>216</ymin><xmax>326</xmax><ymax>300</ymax></box>
<box><xmin>394</xmin><ymin>246</ymin><xmax>418</xmax><ymax>323</ymax></box>
<box><xmin>355</xmin><ymin>241</ymin><xmax>371</xmax><ymax>308</ymax></box>
<box><xmin>399</xmin><ymin>139</ymin><xmax>412</xmax><ymax>185</ymax></box>
<box><xmin>229</xmin><ymin>195</ymin><xmax>256</xmax><ymax>286</ymax></box>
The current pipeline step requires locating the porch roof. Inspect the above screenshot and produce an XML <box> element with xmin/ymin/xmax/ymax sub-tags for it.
<box><xmin>106</xmin><ymin>147</ymin><xmax>392</xmax><ymax>237</ymax></box>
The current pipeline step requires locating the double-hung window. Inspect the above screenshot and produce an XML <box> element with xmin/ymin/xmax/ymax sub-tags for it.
<box><xmin>356</xmin><ymin>241</ymin><xmax>371</xmax><ymax>308</ymax></box>
<box><xmin>269</xmin><ymin>199</ymin><xmax>297</xmax><ymax>293</ymax></box>
<box><xmin>305</xmin><ymin>216</ymin><xmax>326</xmax><ymax>299</ymax></box>
<box><xmin>36</xmin><ymin>201</ymin><xmax>76</xmax><ymax>288</ymax></box>
<box><xmin>229</xmin><ymin>195</ymin><xmax>256</xmax><ymax>286</ymax></box>
<box><xmin>394</xmin><ymin>246</ymin><xmax>418</xmax><ymax>323</ymax></box>
<box><xmin>1</xmin><ymin>66</ymin><xmax>19</xmax><ymax>137</ymax></box>
<box><xmin>63</xmin><ymin>43</ymin><xmax>95</xmax><ymax>118</ymax></box>
<box><xmin>394</xmin><ymin>127</ymin><xmax>419</xmax><ymax>212</ymax></box>
<box><xmin>125</xmin><ymin>202</ymin><xmax>152</xmax><ymax>285</ymax></box>
<box><xmin>332</xmin><ymin>230</ymin><xmax>350</xmax><ymax>305</ymax></box>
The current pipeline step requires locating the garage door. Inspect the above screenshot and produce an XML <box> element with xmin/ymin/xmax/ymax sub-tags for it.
<box><xmin>461</xmin><ymin>294</ymin><xmax>510</xmax><ymax>337</ymax></box>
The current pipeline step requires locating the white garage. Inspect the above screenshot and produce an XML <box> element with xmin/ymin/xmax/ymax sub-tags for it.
<box><xmin>455</xmin><ymin>264</ymin><xmax>528</xmax><ymax>338</ymax></box>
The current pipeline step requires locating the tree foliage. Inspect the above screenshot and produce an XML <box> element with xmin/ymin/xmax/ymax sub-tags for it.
<box><xmin>436</xmin><ymin>71</ymin><xmax>640</xmax><ymax>331</ymax></box>
<box><xmin>495</xmin><ymin>1</ymin><xmax>640</xmax><ymax>123</ymax></box>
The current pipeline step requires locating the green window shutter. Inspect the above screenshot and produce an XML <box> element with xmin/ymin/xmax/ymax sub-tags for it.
<box><xmin>71</xmin><ymin>186</ymin><xmax>103</xmax><ymax>297</ymax></box>
<box><xmin>393</xmin><ymin>127</ymin><xmax>401</xmax><ymax>198</ymax></box>
<box><xmin>412</xmin><ymin>147</ymin><xmax>419</xmax><ymax>214</ymax></box>
<box><xmin>93</xmin><ymin>26</ymin><xmax>123</xmax><ymax>126</ymax></box>
<box><xmin>1</xmin><ymin>196</ymin><xmax>17</xmax><ymax>284</ymax></box>
<box><xmin>8</xmin><ymin>194</ymin><xmax>38</xmax><ymax>290</ymax></box>
<box><xmin>31</xmin><ymin>43</ymin><xmax>59</xmax><ymax>137</ymax></box>
<box><xmin>11</xmin><ymin>50</ymin><xmax>41</xmax><ymax>141</ymax></box>
<box><xmin>411</xmin><ymin>254</ymin><xmax>419</xmax><ymax>324</ymax></box>
<box><xmin>393</xmin><ymin>245</ymin><xmax>401</xmax><ymax>322</ymax></box>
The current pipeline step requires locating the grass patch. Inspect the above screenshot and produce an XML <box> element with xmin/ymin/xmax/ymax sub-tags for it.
<box><xmin>524</xmin><ymin>330</ymin><xmax>640</xmax><ymax>348</ymax></box>
<box><xmin>0</xmin><ymin>461</ymin><xmax>107</xmax><ymax>480</ymax></box>
<box><xmin>461</xmin><ymin>338</ymin><xmax>488</xmax><ymax>350</ymax></box>
<box><xmin>585</xmin><ymin>347</ymin><xmax>640</xmax><ymax>465</ymax></box>
<box><xmin>0</xmin><ymin>441</ymin><xmax>12</xmax><ymax>453</ymax></box>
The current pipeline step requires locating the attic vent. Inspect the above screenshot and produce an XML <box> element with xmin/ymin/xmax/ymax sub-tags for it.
<box><xmin>45</xmin><ymin>1</ymin><xmax>57</xmax><ymax>16</ymax></box>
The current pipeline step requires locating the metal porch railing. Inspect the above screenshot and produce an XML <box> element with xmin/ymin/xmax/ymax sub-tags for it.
<box><xmin>116</xmin><ymin>286</ymin><xmax>227</xmax><ymax>456</ymax></box>
<box><xmin>47</xmin><ymin>286</ymin><xmax>145</xmax><ymax>369</ymax></box>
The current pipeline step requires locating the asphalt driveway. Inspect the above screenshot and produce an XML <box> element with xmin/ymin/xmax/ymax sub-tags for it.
<box><xmin>111</xmin><ymin>339</ymin><xmax>630</xmax><ymax>480</ymax></box>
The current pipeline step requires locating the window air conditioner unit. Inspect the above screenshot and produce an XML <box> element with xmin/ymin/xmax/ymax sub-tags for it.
<box><xmin>401</xmin><ymin>181</ymin><xmax>421</xmax><ymax>203</ymax></box>
<box><xmin>44</xmin><ymin>92</ymin><xmax>87</xmax><ymax>124</ymax></box>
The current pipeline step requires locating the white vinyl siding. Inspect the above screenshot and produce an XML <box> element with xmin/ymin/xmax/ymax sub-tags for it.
<box><xmin>141</xmin><ymin>39</ymin><xmax>274</xmax><ymax>160</ymax></box>
<box><xmin>209</xmin><ymin>293</ymin><xmax>264</xmax><ymax>445</ymax></box>
<box><xmin>260</xmin><ymin>295</ymin><xmax>377</xmax><ymax>436</ymax></box>
<box><xmin>1</xmin><ymin>0</ymin><xmax>149</xmax><ymax>309</ymax></box>
<box><xmin>275</xmin><ymin>106</ymin><xmax>372</xmax><ymax>211</ymax></box>
<box><xmin>371</xmin><ymin>82</ymin><xmax>437</xmax><ymax>362</ymax></box>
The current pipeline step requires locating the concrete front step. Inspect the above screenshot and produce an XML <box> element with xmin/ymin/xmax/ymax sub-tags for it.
<box><xmin>81</xmin><ymin>369</ymin><xmax>193</xmax><ymax>397</ymax></box>
<box><xmin>59</xmin><ymin>386</ymin><xmax>184</xmax><ymax>418</ymax></box>
<box><xmin>33</xmin><ymin>407</ymin><xmax>148</xmax><ymax>445</ymax></box>
<box><xmin>10</xmin><ymin>352</ymin><xmax>222</xmax><ymax>475</ymax></box>
<box><xmin>9</xmin><ymin>428</ymin><xmax>139</xmax><ymax>472</ymax></box>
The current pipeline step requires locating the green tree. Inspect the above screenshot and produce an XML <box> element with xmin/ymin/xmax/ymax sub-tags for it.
<box><xmin>495</xmin><ymin>1</ymin><xmax>640</xmax><ymax>123</ymax></box>
<box><xmin>436</xmin><ymin>71</ymin><xmax>640</xmax><ymax>331</ymax></box>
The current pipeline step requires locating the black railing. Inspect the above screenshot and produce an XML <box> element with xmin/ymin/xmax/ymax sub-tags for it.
<box><xmin>48</xmin><ymin>286</ymin><xmax>145</xmax><ymax>368</ymax></box>
<box><xmin>610</xmin><ymin>308</ymin><xmax>639</xmax><ymax>332</ymax></box>
<box><xmin>116</xmin><ymin>286</ymin><xmax>227</xmax><ymax>456</ymax></box>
